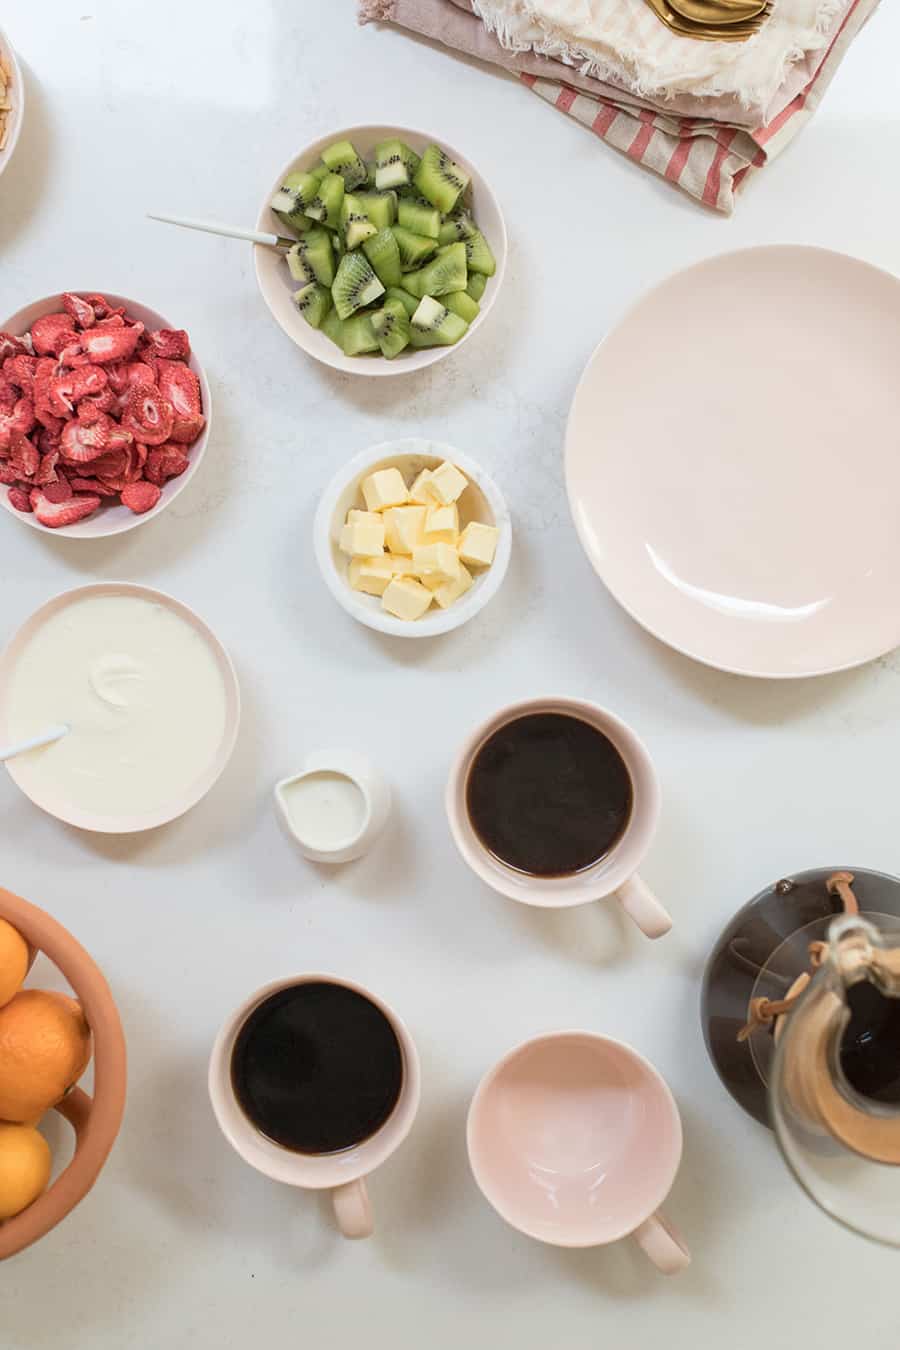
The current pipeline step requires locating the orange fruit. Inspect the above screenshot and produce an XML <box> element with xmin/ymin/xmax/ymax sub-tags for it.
<box><xmin>0</xmin><ymin>1121</ymin><xmax>51</xmax><ymax>1220</ymax></box>
<box><xmin>0</xmin><ymin>990</ymin><xmax>92</xmax><ymax>1123</ymax></box>
<box><xmin>0</xmin><ymin>917</ymin><xmax>29</xmax><ymax>1008</ymax></box>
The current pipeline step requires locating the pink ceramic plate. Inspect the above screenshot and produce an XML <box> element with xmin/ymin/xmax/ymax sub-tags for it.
<box><xmin>566</xmin><ymin>246</ymin><xmax>900</xmax><ymax>679</ymax></box>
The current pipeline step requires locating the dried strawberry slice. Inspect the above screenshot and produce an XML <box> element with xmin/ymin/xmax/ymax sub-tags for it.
<box><xmin>36</xmin><ymin>426</ymin><xmax>62</xmax><ymax>455</ymax></box>
<box><xmin>92</xmin><ymin>315</ymin><xmax>126</xmax><ymax>331</ymax></box>
<box><xmin>81</xmin><ymin>294</ymin><xmax>119</xmax><ymax>320</ymax></box>
<box><xmin>60</xmin><ymin>414</ymin><xmax>112</xmax><ymax>463</ymax></box>
<box><xmin>88</xmin><ymin>448</ymin><xmax>128</xmax><ymax>482</ymax></box>
<box><xmin>77</xmin><ymin>385</ymin><xmax>118</xmax><ymax>418</ymax></box>
<box><xmin>31</xmin><ymin>314</ymin><xmax>79</xmax><ymax>357</ymax></box>
<box><xmin>146</xmin><ymin>329</ymin><xmax>191</xmax><ymax>361</ymax></box>
<box><xmin>41</xmin><ymin>478</ymin><xmax>73</xmax><ymax>504</ymax></box>
<box><xmin>0</xmin><ymin>334</ymin><xmax>29</xmax><ymax>363</ymax></box>
<box><xmin>145</xmin><ymin>444</ymin><xmax>190</xmax><ymax>486</ymax></box>
<box><xmin>3</xmin><ymin>354</ymin><xmax>38</xmax><ymax>392</ymax></box>
<box><xmin>35</xmin><ymin>450</ymin><xmax>60</xmax><ymax>486</ymax></box>
<box><xmin>49</xmin><ymin>365</ymin><xmax>109</xmax><ymax>416</ymax></box>
<box><xmin>121</xmin><ymin>386</ymin><xmax>174</xmax><ymax>445</ymax></box>
<box><xmin>7</xmin><ymin>486</ymin><xmax>33</xmax><ymax>513</ymax></box>
<box><xmin>81</xmin><ymin>323</ymin><xmax>143</xmax><ymax>364</ymax></box>
<box><xmin>156</xmin><ymin>361</ymin><xmax>204</xmax><ymax>443</ymax></box>
<box><xmin>68</xmin><ymin>475</ymin><xmax>117</xmax><ymax>497</ymax></box>
<box><xmin>0</xmin><ymin>462</ymin><xmax>19</xmax><ymax>486</ymax></box>
<box><xmin>0</xmin><ymin>375</ymin><xmax>17</xmax><ymax>412</ymax></box>
<box><xmin>31</xmin><ymin>490</ymin><xmax>101</xmax><ymax>528</ymax></box>
<box><xmin>8</xmin><ymin>432</ymin><xmax>40</xmax><ymax>480</ymax></box>
<box><xmin>61</xmin><ymin>293</ymin><xmax>98</xmax><ymax>330</ymax></box>
<box><xmin>0</xmin><ymin>398</ymin><xmax>36</xmax><ymax>450</ymax></box>
<box><xmin>121</xmin><ymin>481</ymin><xmax>161</xmax><ymax>514</ymax></box>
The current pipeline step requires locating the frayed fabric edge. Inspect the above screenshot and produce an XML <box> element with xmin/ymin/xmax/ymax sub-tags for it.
<box><xmin>358</xmin><ymin>0</ymin><xmax>397</xmax><ymax>22</ymax></box>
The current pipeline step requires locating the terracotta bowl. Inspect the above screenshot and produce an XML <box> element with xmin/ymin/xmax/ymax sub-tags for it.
<box><xmin>0</xmin><ymin>887</ymin><xmax>126</xmax><ymax>1260</ymax></box>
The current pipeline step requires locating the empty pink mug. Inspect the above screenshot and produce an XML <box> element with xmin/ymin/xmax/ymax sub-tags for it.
<box><xmin>446</xmin><ymin>697</ymin><xmax>672</xmax><ymax>939</ymax></box>
<box><xmin>467</xmin><ymin>1031</ymin><xmax>690</xmax><ymax>1274</ymax></box>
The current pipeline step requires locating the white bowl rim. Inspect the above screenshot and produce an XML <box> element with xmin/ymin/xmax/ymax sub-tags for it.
<box><xmin>254</xmin><ymin>123</ymin><xmax>507</xmax><ymax>378</ymax></box>
<box><xmin>0</xmin><ymin>580</ymin><xmax>241</xmax><ymax>833</ymax></box>
<box><xmin>0</xmin><ymin>28</ymin><xmax>25</xmax><ymax>181</ymax></box>
<box><xmin>0</xmin><ymin>290</ymin><xmax>211</xmax><ymax>539</ymax></box>
<box><xmin>314</xmin><ymin>437</ymin><xmax>511</xmax><ymax>639</ymax></box>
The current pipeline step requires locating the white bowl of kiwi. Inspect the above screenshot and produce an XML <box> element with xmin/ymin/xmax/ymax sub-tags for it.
<box><xmin>254</xmin><ymin>126</ymin><xmax>507</xmax><ymax>375</ymax></box>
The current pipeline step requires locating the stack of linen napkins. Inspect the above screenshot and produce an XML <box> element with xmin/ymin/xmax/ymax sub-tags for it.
<box><xmin>359</xmin><ymin>0</ymin><xmax>879</xmax><ymax>212</ymax></box>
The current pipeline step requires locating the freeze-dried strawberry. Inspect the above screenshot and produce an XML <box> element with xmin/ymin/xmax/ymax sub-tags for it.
<box><xmin>81</xmin><ymin>323</ymin><xmax>143</xmax><ymax>364</ymax></box>
<box><xmin>7</xmin><ymin>487</ymin><xmax>32</xmax><ymax>513</ymax></box>
<box><xmin>31</xmin><ymin>314</ymin><xmax>78</xmax><ymax>357</ymax></box>
<box><xmin>81</xmin><ymin>294</ymin><xmax>119</xmax><ymax>320</ymax></box>
<box><xmin>121</xmin><ymin>480</ymin><xmax>161</xmax><ymax>514</ymax></box>
<box><xmin>106</xmin><ymin>425</ymin><xmax>134</xmax><ymax>450</ymax></box>
<box><xmin>0</xmin><ymin>398</ymin><xmax>36</xmax><ymax>449</ymax></box>
<box><xmin>68</xmin><ymin>475</ymin><xmax>116</xmax><ymax>497</ymax></box>
<box><xmin>8</xmin><ymin>432</ymin><xmax>39</xmax><ymax>480</ymax></box>
<box><xmin>88</xmin><ymin>448</ymin><xmax>128</xmax><ymax>482</ymax></box>
<box><xmin>58</xmin><ymin>340</ymin><xmax>92</xmax><ymax>368</ymax></box>
<box><xmin>35</xmin><ymin>450</ymin><xmax>60</xmax><ymax>486</ymax></box>
<box><xmin>36</xmin><ymin>425</ymin><xmax>61</xmax><ymax>454</ymax></box>
<box><xmin>121</xmin><ymin>386</ymin><xmax>174</xmax><ymax>445</ymax></box>
<box><xmin>0</xmin><ymin>462</ymin><xmax>19</xmax><ymax>485</ymax></box>
<box><xmin>0</xmin><ymin>333</ymin><xmax>29</xmax><ymax>363</ymax></box>
<box><xmin>145</xmin><ymin>443</ymin><xmax>189</xmax><ymax>486</ymax></box>
<box><xmin>31</xmin><ymin>490</ymin><xmax>101</xmax><ymax>527</ymax></box>
<box><xmin>49</xmin><ymin>364</ymin><xmax>108</xmax><ymax>417</ymax></box>
<box><xmin>146</xmin><ymin>329</ymin><xmax>190</xmax><ymax>361</ymax></box>
<box><xmin>61</xmin><ymin>293</ymin><xmax>98</xmax><ymax>330</ymax></box>
<box><xmin>107</xmin><ymin>360</ymin><xmax>156</xmax><ymax>397</ymax></box>
<box><xmin>3</xmin><ymin>354</ymin><xmax>38</xmax><ymax>392</ymax></box>
<box><xmin>0</xmin><ymin>375</ymin><xmax>16</xmax><ymax>412</ymax></box>
<box><xmin>93</xmin><ymin>315</ymin><xmax>126</xmax><ymax>331</ymax></box>
<box><xmin>41</xmin><ymin>478</ymin><xmax>73</xmax><ymax>504</ymax></box>
<box><xmin>60</xmin><ymin>414</ymin><xmax>112</xmax><ymax>463</ymax></box>
<box><xmin>156</xmin><ymin>360</ymin><xmax>203</xmax><ymax>443</ymax></box>
<box><xmin>77</xmin><ymin>385</ymin><xmax>118</xmax><ymax>418</ymax></box>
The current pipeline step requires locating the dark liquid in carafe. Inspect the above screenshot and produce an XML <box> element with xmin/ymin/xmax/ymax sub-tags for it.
<box><xmin>230</xmin><ymin>982</ymin><xmax>404</xmax><ymax>1154</ymax></box>
<box><xmin>839</xmin><ymin>981</ymin><xmax>900</xmax><ymax>1105</ymax></box>
<box><xmin>465</xmin><ymin>712</ymin><xmax>633</xmax><ymax>878</ymax></box>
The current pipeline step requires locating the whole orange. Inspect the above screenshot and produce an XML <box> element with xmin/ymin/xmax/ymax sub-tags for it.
<box><xmin>0</xmin><ymin>917</ymin><xmax>29</xmax><ymax>1008</ymax></box>
<box><xmin>0</xmin><ymin>990</ymin><xmax>92</xmax><ymax>1123</ymax></box>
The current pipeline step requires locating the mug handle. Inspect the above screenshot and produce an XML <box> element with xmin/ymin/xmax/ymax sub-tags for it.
<box><xmin>331</xmin><ymin>1178</ymin><xmax>374</xmax><ymax>1240</ymax></box>
<box><xmin>614</xmin><ymin>873</ymin><xmax>672</xmax><ymax>939</ymax></box>
<box><xmin>632</xmin><ymin>1211</ymin><xmax>690</xmax><ymax>1275</ymax></box>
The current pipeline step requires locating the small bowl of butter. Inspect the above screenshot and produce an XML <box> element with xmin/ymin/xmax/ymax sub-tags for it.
<box><xmin>314</xmin><ymin>438</ymin><xmax>511</xmax><ymax>638</ymax></box>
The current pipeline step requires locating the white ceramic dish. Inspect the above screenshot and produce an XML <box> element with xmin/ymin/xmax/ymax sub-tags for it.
<box><xmin>0</xmin><ymin>292</ymin><xmax>211</xmax><ymax>539</ymax></box>
<box><xmin>0</xmin><ymin>582</ymin><xmax>240</xmax><ymax>833</ymax></box>
<box><xmin>0</xmin><ymin>28</ymin><xmax>24</xmax><ymax>182</ymax></box>
<box><xmin>255</xmin><ymin>125</ymin><xmax>507</xmax><ymax>376</ymax></box>
<box><xmin>274</xmin><ymin>748</ymin><xmax>391</xmax><ymax>864</ymax></box>
<box><xmin>314</xmin><ymin>438</ymin><xmax>511</xmax><ymax>639</ymax></box>
<box><xmin>566</xmin><ymin>246</ymin><xmax>900</xmax><ymax>680</ymax></box>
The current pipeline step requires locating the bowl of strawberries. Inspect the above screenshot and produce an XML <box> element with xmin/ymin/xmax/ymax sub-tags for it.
<box><xmin>0</xmin><ymin>292</ymin><xmax>211</xmax><ymax>537</ymax></box>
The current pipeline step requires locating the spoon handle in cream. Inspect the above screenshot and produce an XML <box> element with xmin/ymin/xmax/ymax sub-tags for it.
<box><xmin>0</xmin><ymin>723</ymin><xmax>69</xmax><ymax>762</ymax></box>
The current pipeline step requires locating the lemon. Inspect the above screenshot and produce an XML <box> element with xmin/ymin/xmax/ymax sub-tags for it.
<box><xmin>0</xmin><ymin>1121</ymin><xmax>51</xmax><ymax>1220</ymax></box>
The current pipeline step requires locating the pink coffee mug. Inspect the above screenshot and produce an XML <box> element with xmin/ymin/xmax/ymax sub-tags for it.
<box><xmin>467</xmin><ymin>1031</ymin><xmax>690</xmax><ymax>1274</ymax></box>
<box><xmin>208</xmin><ymin>974</ymin><xmax>421</xmax><ymax>1240</ymax></box>
<box><xmin>446</xmin><ymin>697</ymin><xmax>672</xmax><ymax>938</ymax></box>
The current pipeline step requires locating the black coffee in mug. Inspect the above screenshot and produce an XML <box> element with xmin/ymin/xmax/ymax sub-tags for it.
<box><xmin>230</xmin><ymin>981</ymin><xmax>404</xmax><ymax>1154</ymax></box>
<box><xmin>465</xmin><ymin>712</ymin><xmax>633</xmax><ymax>877</ymax></box>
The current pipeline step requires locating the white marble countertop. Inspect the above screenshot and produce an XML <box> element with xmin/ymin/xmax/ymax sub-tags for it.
<box><xmin>3</xmin><ymin>2</ymin><xmax>900</xmax><ymax>1345</ymax></box>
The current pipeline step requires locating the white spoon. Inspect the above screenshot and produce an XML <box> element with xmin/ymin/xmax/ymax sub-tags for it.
<box><xmin>0</xmin><ymin>723</ymin><xmax>69</xmax><ymax>762</ymax></box>
<box><xmin>147</xmin><ymin>212</ymin><xmax>295</xmax><ymax>251</ymax></box>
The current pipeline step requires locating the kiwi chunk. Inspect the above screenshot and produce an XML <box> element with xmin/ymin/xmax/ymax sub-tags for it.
<box><xmin>392</xmin><ymin>226</ymin><xmax>438</xmax><ymax>271</ymax></box>
<box><xmin>397</xmin><ymin>198</ymin><xmax>441</xmax><ymax>240</ymax></box>
<box><xmin>331</xmin><ymin>252</ymin><xmax>385</xmax><ymax>320</ymax></box>
<box><xmin>321</xmin><ymin>138</ymin><xmax>368</xmax><ymax>190</ymax></box>
<box><xmin>443</xmin><ymin>290</ymin><xmax>479</xmax><ymax>323</ymax></box>
<box><xmin>461</xmin><ymin>230</ymin><xmax>496</xmax><ymax>277</ymax></box>
<box><xmin>402</xmin><ymin>242</ymin><xmax>467</xmax><ymax>300</ymax></box>
<box><xmin>409</xmin><ymin>295</ymin><xmax>468</xmax><ymax>348</ymax></box>
<box><xmin>384</xmin><ymin>287</ymin><xmax>419</xmax><ymax>319</ymax></box>
<box><xmin>371</xmin><ymin>298</ymin><xmax>411</xmax><ymax>359</ymax></box>
<box><xmin>438</xmin><ymin>209</ymin><xmax>477</xmax><ymax>246</ymax></box>
<box><xmin>341</xmin><ymin>312</ymin><xmax>379</xmax><ymax>356</ymax></box>
<box><xmin>292</xmin><ymin>282</ymin><xmax>332</xmax><ymax>330</ymax></box>
<box><xmin>466</xmin><ymin>272</ymin><xmax>487</xmax><ymax>302</ymax></box>
<box><xmin>286</xmin><ymin>228</ymin><xmax>335</xmax><ymax>287</ymax></box>
<box><xmin>363</xmin><ymin>229</ymin><xmax>403</xmax><ymax>289</ymax></box>
<box><xmin>356</xmin><ymin>191</ymin><xmax>397</xmax><ymax>231</ymax></box>
<box><xmin>271</xmin><ymin>171</ymin><xmax>320</xmax><ymax>213</ymax></box>
<box><xmin>374</xmin><ymin>138</ymin><xmax>420</xmax><ymax>191</ymax></box>
<box><xmin>321</xmin><ymin>307</ymin><xmax>344</xmax><ymax>349</ymax></box>
<box><xmin>341</xmin><ymin>193</ymin><xmax>378</xmax><ymax>250</ymax></box>
<box><xmin>414</xmin><ymin>144</ymin><xmax>469</xmax><ymax>214</ymax></box>
<box><xmin>304</xmin><ymin>172</ymin><xmax>344</xmax><ymax>231</ymax></box>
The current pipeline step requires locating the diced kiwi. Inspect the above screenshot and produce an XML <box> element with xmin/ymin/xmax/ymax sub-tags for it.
<box><xmin>438</xmin><ymin>209</ymin><xmax>477</xmax><ymax>246</ymax></box>
<box><xmin>362</xmin><ymin>229</ymin><xmax>403</xmax><ymax>288</ymax></box>
<box><xmin>304</xmin><ymin>172</ymin><xmax>344</xmax><ymax>231</ymax></box>
<box><xmin>402</xmin><ymin>242</ymin><xmax>467</xmax><ymax>300</ymax></box>
<box><xmin>384</xmin><ymin>287</ymin><xmax>419</xmax><ymax>319</ymax></box>
<box><xmin>371</xmin><ymin>297</ymin><xmax>411</xmax><ymax>359</ymax></box>
<box><xmin>409</xmin><ymin>295</ymin><xmax>468</xmax><ymax>348</ymax></box>
<box><xmin>321</xmin><ymin>139</ymin><xmax>368</xmax><ymax>190</ymax></box>
<box><xmin>309</xmin><ymin>165</ymin><xmax>330</xmax><ymax>187</ymax></box>
<box><xmin>292</xmin><ymin>282</ymin><xmax>332</xmax><ymax>330</ymax></box>
<box><xmin>392</xmin><ymin>226</ymin><xmax>438</xmax><ymax>271</ymax></box>
<box><xmin>331</xmin><ymin>252</ymin><xmax>384</xmax><ymax>320</ymax></box>
<box><xmin>460</xmin><ymin>230</ymin><xmax>496</xmax><ymax>277</ymax></box>
<box><xmin>374</xmin><ymin>138</ymin><xmax>420</xmax><ymax>191</ymax></box>
<box><xmin>397</xmin><ymin>198</ymin><xmax>441</xmax><ymax>240</ymax></box>
<box><xmin>286</xmin><ymin>228</ymin><xmax>335</xmax><ymax>287</ymax></box>
<box><xmin>321</xmin><ymin>307</ymin><xmax>344</xmax><ymax>349</ymax></box>
<box><xmin>414</xmin><ymin>144</ymin><xmax>469</xmax><ymax>214</ymax></box>
<box><xmin>271</xmin><ymin>171</ymin><xmax>320</xmax><ymax>213</ymax></box>
<box><xmin>466</xmin><ymin>272</ymin><xmax>487</xmax><ymax>302</ymax></box>
<box><xmin>443</xmin><ymin>290</ymin><xmax>479</xmax><ymax>323</ymax></box>
<box><xmin>341</xmin><ymin>312</ymin><xmax>379</xmax><ymax>356</ymax></box>
<box><xmin>365</xmin><ymin>160</ymin><xmax>377</xmax><ymax>187</ymax></box>
<box><xmin>356</xmin><ymin>190</ymin><xmax>397</xmax><ymax>231</ymax></box>
<box><xmin>341</xmin><ymin>193</ymin><xmax>377</xmax><ymax>250</ymax></box>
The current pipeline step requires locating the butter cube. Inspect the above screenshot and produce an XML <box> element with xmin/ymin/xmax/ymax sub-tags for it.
<box><xmin>382</xmin><ymin>576</ymin><xmax>433</xmax><ymax>621</ymax></box>
<box><xmin>428</xmin><ymin>460</ymin><xmax>468</xmax><ymax>506</ymax></box>
<box><xmin>412</xmin><ymin>542</ymin><xmax>460</xmax><ymax>584</ymax></box>
<box><xmin>432</xmin><ymin>562</ymin><xmax>473</xmax><ymax>610</ymax></box>
<box><xmin>389</xmin><ymin>554</ymin><xmax>414</xmax><ymax>576</ymax></box>
<box><xmin>340</xmin><ymin>516</ymin><xmax>385</xmax><ymax>556</ymax></box>
<box><xmin>424</xmin><ymin>502</ymin><xmax>459</xmax><ymax>545</ymax></box>
<box><xmin>361</xmin><ymin>467</ymin><xmax>409</xmax><ymax>512</ymax></box>
<box><xmin>408</xmin><ymin>469</ymin><xmax>439</xmax><ymax>505</ymax></box>
<box><xmin>384</xmin><ymin>505</ymin><xmax>427</xmax><ymax>555</ymax></box>
<box><xmin>458</xmin><ymin>521</ymin><xmax>499</xmax><ymax>568</ymax></box>
<box><xmin>348</xmin><ymin>509</ymin><xmax>383</xmax><ymax>527</ymax></box>
<box><xmin>349</xmin><ymin>555</ymin><xmax>395</xmax><ymax>597</ymax></box>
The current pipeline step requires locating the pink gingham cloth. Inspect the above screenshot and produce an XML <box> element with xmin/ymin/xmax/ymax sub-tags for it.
<box><xmin>359</xmin><ymin>0</ymin><xmax>880</xmax><ymax>212</ymax></box>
